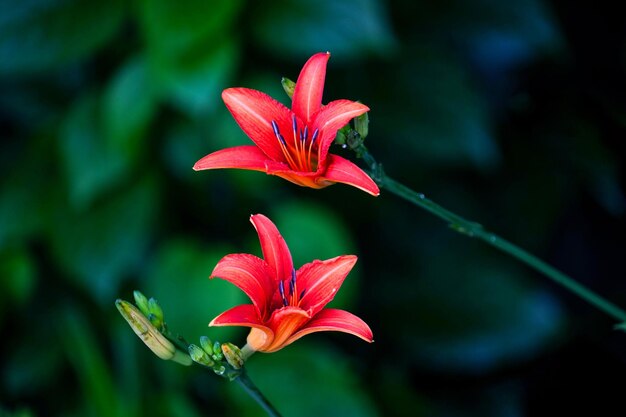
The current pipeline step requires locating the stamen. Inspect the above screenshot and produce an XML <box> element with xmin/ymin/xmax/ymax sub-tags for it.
<box><xmin>270</xmin><ymin>118</ymin><xmax>318</xmax><ymax>173</ymax></box>
<box><xmin>272</xmin><ymin>120</ymin><xmax>299</xmax><ymax>168</ymax></box>
<box><xmin>278</xmin><ymin>280</ymin><xmax>288</xmax><ymax>307</ymax></box>
<box><xmin>299</xmin><ymin>289</ymin><xmax>306</xmax><ymax>300</ymax></box>
<box><xmin>292</xmin><ymin>117</ymin><xmax>303</xmax><ymax>168</ymax></box>
<box><xmin>306</xmin><ymin>128</ymin><xmax>319</xmax><ymax>171</ymax></box>
<box><xmin>271</xmin><ymin>120</ymin><xmax>287</xmax><ymax>146</ymax></box>
<box><xmin>289</xmin><ymin>269</ymin><xmax>297</xmax><ymax>296</ymax></box>
<box><xmin>310</xmin><ymin>128</ymin><xmax>319</xmax><ymax>144</ymax></box>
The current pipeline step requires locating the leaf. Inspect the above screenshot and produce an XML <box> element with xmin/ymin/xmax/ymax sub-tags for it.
<box><xmin>251</xmin><ymin>0</ymin><xmax>396</xmax><ymax>61</ymax></box>
<box><xmin>230</xmin><ymin>343</ymin><xmax>379</xmax><ymax>417</ymax></box>
<box><xmin>163</xmin><ymin>39</ymin><xmax>239</xmax><ymax>117</ymax></box>
<box><xmin>102</xmin><ymin>55</ymin><xmax>157</xmax><ymax>163</ymax></box>
<box><xmin>62</xmin><ymin>308</ymin><xmax>123</xmax><ymax>417</ymax></box>
<box><xmin>59</xmin><ymin>94</ymin><xmax>128</xmax><ymax>209</ymax></box>
<box><xmin>0</xmin><ymin>137</ymin><xmax>54</xmax><ymax>246</ymax></box>
<box><xmin>48</xmin><ymin>176</ymin><xmax>158</xmax><ymax>301</ymax></box>
<box><xmin>0</xmin><ymin>247</ymin><xmax>36</xmax><ymax>311</ymax></box>
<box><xmin>0</xmin><ymin>0</ymin><xmax>125</xmax><ymax>75</ymax></box>
<box><xmin>378</xmin><ymin>44</ymin><xmax>500</xmax><ymax>170</ymax></box>
<box><xmin>137</xmin><ymin>0</ymin><xmax>242</xmax><ymax>116</ymax></box>
<box><xmin>388</xmin><ymin>242</ymin><xmax>565</xmax><ymax>373</ymax></box>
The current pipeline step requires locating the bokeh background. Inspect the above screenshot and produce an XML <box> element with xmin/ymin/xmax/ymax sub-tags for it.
<box><xmin>2</xmin><ymin>0</ymin><xmax>626</xmax><ymax>416</ymax></box>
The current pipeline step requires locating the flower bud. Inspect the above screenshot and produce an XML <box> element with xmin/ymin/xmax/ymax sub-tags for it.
<box><xmin>189</xmin><ymin>344</ymin><xmax>215</xmax><ymax>367</ymax></box>
<box><xmin>354</xmin><ymin>112</ymin><xmax>369</xmax><ymax>139</ymax></box>
<box><xmin>281</xmin><ymin>77</ymin><xmax>296</xmax><ymax>99</ymax></box>
<box><xmin>147</xmin><ymin>298</ymin><xmax>164</xmax><ymax>328</ymax></box>
<box><xmin>221</xmin><ymin>343</ymin><xmax>244</xmax><ymax>369</ymax></box>
<box><xmin>212</xmin><ymin>341</ymin><xmax>223</xmax><ymax>361</ymax></box>
<box><xmin>199</xmin><ymin>336</ymin><xmax>214</xmax><ymax>355</ymax></box>
<box><xmin>133</xmin><ymin>290</ymin><xmax>150</xmax><ymax>316</ymax></box>
<box><xmin>116</xmin><ymin>300</ymin><xmax>176</xmax><ymax>361</ymax></box>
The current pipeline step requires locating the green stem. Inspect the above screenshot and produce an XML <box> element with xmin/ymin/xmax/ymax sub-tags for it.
<box><xmin>357</xmin><ymin>145</ymin><xmax>626</xmax><ymax>323</ymax></box>
<box><xmin>235</xmin><ymin>370</ymin><xmax>283</xmax><ymax>417</ymax></box>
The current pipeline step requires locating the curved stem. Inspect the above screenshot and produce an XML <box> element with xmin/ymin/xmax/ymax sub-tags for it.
<box><xmin>356</xmin><ymin>144</ymin><xmax>626</xmax><ymax>323</ymax></box>
<box><xmin>235</xmin><ymin>370</ymin><xmax>283</xmax><ymax>417</ymax></box>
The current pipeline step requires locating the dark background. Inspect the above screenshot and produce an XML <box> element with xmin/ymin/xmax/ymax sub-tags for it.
<box><xmin>1</xmin><ymin>0</ymin><xmax>625</xmax><ymax>416</ymax></box>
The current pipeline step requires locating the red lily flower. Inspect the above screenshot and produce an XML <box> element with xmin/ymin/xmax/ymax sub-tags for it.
<box><xmin>208</xmin><ymin>214</ymin><xmax>373</xmax><ymax>353</ymax></box>
<box><xmin>193</xmin><ymin>52</ymin><xmax>380</xmax><ymax>196</ymax></box>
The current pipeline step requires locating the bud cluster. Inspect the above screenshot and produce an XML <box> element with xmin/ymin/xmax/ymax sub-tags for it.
<box><xmin>115</xmin><ymin>291</ymin><xmax>191</xmax><ymax>366</ymax></box>
<box><xmin>188</xmin><ymin>337</ymin><xmax>245</xmax><ymax>381</ymax></box>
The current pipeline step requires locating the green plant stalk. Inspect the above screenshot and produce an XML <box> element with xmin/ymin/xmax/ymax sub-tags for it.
<box><xmin>160</xmin><ymin>331</ymin><xmax>281</xmax><ymax>416</ymax></box>
<box><xmin>358</xmin><ymin>146</ymin><xmax>626</xmax><ymax>323</ymax></box>
<box><xmin>235</xmin><ymin>370</ymin><xmax>283</xmax><ymax>417</ymax></box>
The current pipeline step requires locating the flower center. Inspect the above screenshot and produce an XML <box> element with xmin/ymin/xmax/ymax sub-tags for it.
<box><xmin>271</xmin><ymin>115</ymin><xmax>319</xmax><ymax>172</ymax></box>
<box><xmin>278</xmin><ymin>268</ymin><xmax>306</xmax><ymax>308</ymax></box>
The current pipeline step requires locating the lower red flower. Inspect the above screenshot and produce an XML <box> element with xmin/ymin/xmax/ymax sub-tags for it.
<box><xmin>208</xmin><ymin>214</ymin><xmax>373</xmax><ymax>353</ymax></box>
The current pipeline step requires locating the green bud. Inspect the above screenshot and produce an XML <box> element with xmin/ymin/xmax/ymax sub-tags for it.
<box><xmin>116</xmin><ymin>300</ymin><xmax>186</xmax><ymax>363</ymax></box>
<box><xmin>354</xmin><ymin>112</ymin><xmax>369</xmax><ymax>139</ymax></box>
<box><xmin>189</xmin><ymin>344</ymin><xmax>215</xmax><ymax>367</ymax></box>
<box><xmin>147</xmin><ymin>298</ymin><xmax>164</xmax><ymax>328</ymax></box>
<box><xmin>281</xmin><ymin>77</ymin><xmax>296</xmax><ymax>99</ymax></box>
<box><xmin>133</xmin><ymin>290</ymin><xmax>150</xmax><ymax>316</ymax></box>
<box><xmin>200</xmin><ymin>336</ymin><xmax>214</xmax><ymax>355</ymax></box>
<box><xmin>212</xmin><ymin>341</ymin><xmax>223</xmax><ymax>361</ymax></box>
<box><xmin>221</xmin><ymin>343</ymin><xmax>244</xmax><ymax>369</ymax></box>
<box><xmin>346</xmin><ymin>130</ymin><xmax>363</xmax><ymax>151</ymax></box>
<box><xmin>335</xmin><ymin>124</ymin><xmax>352</xmax><ymax>146</ymax></box>
<box><xmin>335</xmin><ymin>130</ymin><xmax>347</xmax><ymax>146</ymax></box>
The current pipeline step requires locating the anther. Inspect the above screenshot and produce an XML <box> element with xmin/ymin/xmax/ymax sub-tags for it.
<box><xmin>311</xmin><ymin>128</ymin><xmax>319</xmax><ymax>144</ymax></box>
<box><xmin>271</xmin><ymin>120</ymin><xmax>287</xmax><ymax>146</ymax></box>
<box><xmin>292</xmin><ymin>115</ymin><xmax>297</xmax><ymax>136</ymax></box>
<box><xmin>289</xmin><ymin>269</ymin><xmax>297</xmax><ymax>296</ymax></box>
<box><xmin>278</xmin><ymin>281</ymin><xmax>288</xmax><ymax>307</ymax></box>
<box><xmin>299</xmin><ymin>289</ymin><xmax>306</xmax><ymax>300</ymax></box>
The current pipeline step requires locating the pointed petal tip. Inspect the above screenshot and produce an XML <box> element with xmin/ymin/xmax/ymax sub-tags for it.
<box><xmin>320</xmin><ymin>155</ymin><xmax>380</xmax><ymax>196</ymax></box>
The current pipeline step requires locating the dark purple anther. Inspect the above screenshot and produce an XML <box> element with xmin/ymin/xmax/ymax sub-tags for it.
<box><xmin>278</xmin><ymin>280</ymin><xmax>288</xmax><ymax>306</ymax></box>
<box><xmin>271</xmin><ymin>120</ymin><xmax>287</xmax><ymax>146</ymax></box>
<box><xmin>311</xmin><ymin>128</ymin><xmax>319</xmax><ymax>144</ymax></box>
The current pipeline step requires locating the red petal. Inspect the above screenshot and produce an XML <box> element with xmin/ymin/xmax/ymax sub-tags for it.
<box><xmin>210</xmin><ymin>305</ymin><xmax>275</xmax><ymax>351</ymax></box>
<box><xmin>262</xmin><ymin>306</ymin><xmax>311</xmax><ymax>352</ymax></box>
<box><xmin>312</xmin><ymin>99</ymin><xmax>369</xmax><ymax>164</ymax></box>
<box><xmin>222</xmin><ymin>88</ymin><xmax>292</xmax><ymax>162</ymax></box>
<box><xmin>210</xmin><ymin>254</ymin><xmax>274</xmax><ymax>318</ymax></box>
<box><xmin>284</xmin><ymin>308</ymin><xmax>374</xmax><ymax>346</ymax></box>
<box><xmin>297</xmin><ymin>255</ymin><xmax>357</xmax><ymax>315</ymax></box>
<box><xmin>319</xmin><ymin>154</ymin><xmax>380</xmax><ymax>196</ymax></box>
<box><xmin>292</xmin><ymin>52</ymin><xmax>330</xmax><ymax>124</ymax></box>
<box><xmin>250</xmin><ymin>214</ymin><xmax>294</xmax><ymax>282</ymax></box>
<box><xmin>193</xmin><ymin>145</ymin><xmax>271</xmax><ymax>171</ymax></box>
<box><xmin>209</xmin><ymin>304</ymin><xmax>264</xmax><ymax>327</ymax></box>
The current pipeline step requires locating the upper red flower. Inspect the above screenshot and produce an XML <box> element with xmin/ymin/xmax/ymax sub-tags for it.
<box><xmin>193</xmin><ymin>52</ymin><xmax>380</xmax><ymax>196</ymax></box>
<box><xmin>209</xmin><ymin>214</ymin><xmax>374</xmax><ymax>353</ymax></box>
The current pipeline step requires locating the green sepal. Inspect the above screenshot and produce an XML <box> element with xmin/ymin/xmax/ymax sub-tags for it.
<box><xmin>281</xmin><ymin>77</ymin><xmax>296</xmax><ymax>99</ymax></box>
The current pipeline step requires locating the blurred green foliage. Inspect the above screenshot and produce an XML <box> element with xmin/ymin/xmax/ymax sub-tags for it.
<box><xmin>2</xmin><ymin>0</ymin><xmax>626</xmax><ymax>416</ymax></box>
